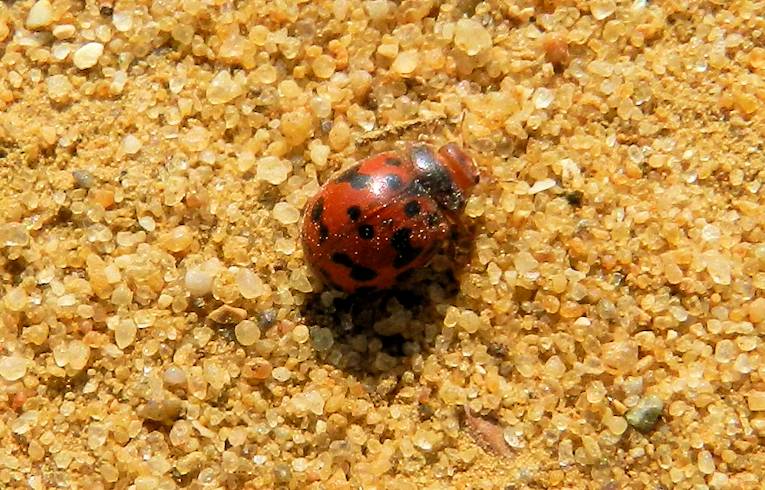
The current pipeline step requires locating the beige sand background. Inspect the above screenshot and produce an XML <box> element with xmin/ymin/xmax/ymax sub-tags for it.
<box><xmin>1</xmin><ymin>0</ymin><xmax>765</xmax><ymax>488</ymax></box>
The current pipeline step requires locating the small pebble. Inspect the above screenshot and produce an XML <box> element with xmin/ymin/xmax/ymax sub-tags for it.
<box><xmin>208</xmin><ymin>305</ymin><xmax>247</xmax><ymax>324</ymax></box>
<box><xmin>698</xmin><ymin>449</ymin><xmax>715</xmax><ymax>475</ymax></box>
<box><xmin>139</xmin><ymin>397</ymin><xmax>184</xmax><ymax>423</ymax></box>
<box><xmin>590</xmin><ymin>0</ymin><xmax>616</xmax><ymax>20</ymax></box>
<box><xmin>234</xmin><ymin>320</ymin><xmax>260</xmax><ymax>346</ymax></box>
<box><xmin>236</xmin><ymin>268</ymin><xmax>264</xmax><ymax>299</ymax></box>
<box><xmin>626</xmin><ymin>395</ymin><xmax>664</xmax><ymax>432</ymax></box>
<box><xmin>47</xmin><ymin>75</ymin><xmax>74</xmax><ymax>102</ymax></box>
<box><xmin>206</xmin><ymin>70</ymin><xmax>244</xmax><ymax>105</ymax></box>
<box><xmin>122</xmin><ymin>134</ymin><xmax>142</xmax><ymax>154</ymax></box>
<box><xmin>272</xmin><ymin>366</ymin><xmax>292</xmax><ymax>382</ymax></box>
<box><xmin>52</xmin><ymin>24</ymin><xmax>76</xmax><ymax>39</ymax></box>
<box><xmin>311</xmin><ymin>55</ymin><xmax>336</xmax><ymax>79</ymax></box>
<box><xmin>163</xmin><ymin>366</ymin><xmax>188</xmax><ymax>386</ymax></box>
<box><xmin>114</xmin><ymin>320</ymin><xmax>137</xmax><ymax>349</ymax></box>
<box><xmin>529</xmin><ymin>179</ymin><xmax>556</xmax><ymax>194</ymax></box>
<box><xmin>747</xmin><ymin>391</ymin><xmax>765</xmax><ymax>411</ymax></box>
<box><xmin>454</xmin><ymin>19</ymin><xmax>492</xmax><ymax>56</ymax></box>
<box><xmin>273</xmin><ymin>202</ymin><xmax>300</xmax><ymax>225</ymax></box>
<box><xmin>71</xmin><ymin>169</ymin><xmax>95</xmax><ymax>188</ymax></box>
<box><xmin>748</xmin><ymin>298</ymin><xmax>765</xmax><ymax>323</ymax></box>
<box><xmin>26</xmin><ymin>0</ymin><xmax>54</xmax><ymax>29</ymax></box>
<box><xmin>391</xmin><ymin>50</ymin><xmax>419</xmax><ymax>75</ymax></box>
<box><xmin>0</xmin><ymin>356</ymin><xmax>28</xmax><ymax>381</ymax></box>
<box><xmin>160</xmin><ymin>226</ymin><xmax>194</xmax><ymax>253</ymax></box>
<box><xmin>73</xmin><ymin>42</ymin><xmax>104</xmax><ymax>69</ymax></box>
<box><xmin>185</xmin><ymin>268</ymin><xmax>214</xmax><ymax>297</ymax></box>
<box><xmin>256</xmin><ymin>156</ymin><xmax>291</xmax><ymax>185</ymax></box>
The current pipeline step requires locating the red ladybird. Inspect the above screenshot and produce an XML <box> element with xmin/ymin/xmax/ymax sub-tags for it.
<box><xmin>301</xmin><ymin>143</ymin><xmax>479</xmax><ymax>294</ymax></box>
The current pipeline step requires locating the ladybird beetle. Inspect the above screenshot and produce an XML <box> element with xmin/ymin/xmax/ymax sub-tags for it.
<box><xmin>301</xmin><ymin>143</ymin><xmax>479</xmax><ymax>294</ymax></box>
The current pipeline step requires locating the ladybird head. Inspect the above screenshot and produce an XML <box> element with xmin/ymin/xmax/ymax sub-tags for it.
<box><xmin>436</xmin><ymin>143</ymin><xmax>479</xmax><ymax>194</ymax></box>
<box><xmin>409</xmin><ymin>143</ymin><xmax>479</xmax><ymax>215</ymax></box>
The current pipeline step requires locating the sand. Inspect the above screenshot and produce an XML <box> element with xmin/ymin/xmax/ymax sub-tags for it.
<box><xmin>1</xmin><ymin>0</ymin><xmax>765</xmax><ymax>488</ymax></box>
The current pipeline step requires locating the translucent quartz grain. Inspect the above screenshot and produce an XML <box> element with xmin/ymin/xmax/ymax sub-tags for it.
<box><xmin>698</xmin><ymin>450</ymin><xmax>715</xmax><ymax>475</ymax></box>
<box><xmin>590</xmin><ymin>0</ymin><xmax>616</xmax><ymax>19</ymax></box>
<box><xmin>185</xmin><ymin>268</ymin><xmax>214</xmax><ymax>297</ymax></box>
<box><xmin>257</xmin><ymin>157</ymin><xmax>291</xmax><ymax>185</ymax></box>
<box><xmin>121</xmin><ymin>134</ymin><xmax>142</xmax><ymax>154</ymax></box>
<box><xmin>0</xmin><ymin>223</ymin><xmax>29</xmax><ymax>246</ymax></box>
<box><xmin>392</xmin><ymin>51</ymin><xmax>418</xmax><ymax>75</ymax></box>
<box><xmin>26</xmin><ymin>0</ymin><xmax>53</xmax><ymax>29</ymax></box>
<box><xmin>454</xmin><ymin>19</ymin><xmax>492</xmax><ymax>56</ymax></box>
<box><xmin>748</xmin><ymin>392</ymin><xmax>765</xmax><ymax>411</ymax></box>
<box><xmin>272</xmin><ymin>367</ymin><xmax>291</xmax><ymax>382</ymax></box>
<box><xmin>748</xmin><ymin>298</ymin><xmax>765</xmax><ymax>323</ymax></box>
<box><xmin>234</xmin><ymin>320</ymin><xmax>260</xmax><ymax>346</ymax></box>
<box><xmin>0</xmin><ymin>356</ymin><xmax>28</xmax><ymax>381</ymax></box>
<box><xmin>73</xmin><ymin>42</ymin><xmax>104</xmax><ymax>69</ymax></box>
<box><xmin>236</xmin><ymin>268</ymin><xmax>264</xmax><ymax>299</ymax></box>
<box><xmin>273</xmin><ymin>202</ymin><xmax>300</xmax><ymax>224</ymax></box>
<box><xmin>114</xmin><ymin>320</ymin><xmax>137</xmax><ymax>349</ymax></box>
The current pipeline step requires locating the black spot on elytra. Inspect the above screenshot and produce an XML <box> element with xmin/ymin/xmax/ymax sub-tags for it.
<box><xmin>385</xmin><ymin>174</ymin><xmax>403</xmax><ymax>190</ymax></box>
<box><xmin>404</xmin><ymin>200</ymin><xmax>421</xmax><ymax>217</ymax></box>
<box><xmin>318</xmin><ymin>224</ymin><xmax>329</xmax><ymax>243</ymax></box>
<box><xmin>350</xmin><ymin>266</ymin><xmax>378</xmax><ymax>281</ymax></box>
<box><xmin>395</xmin><ymin>269</ymin><xmax>413</xmax><ymax>283</ymax></box>
<box><xmin>358</xmin><ymin>224</ymin><xmax>374</xmax><ymax>240</ymax></box>
<box><xmin>338</xmin><ymin>168</ymin><xmax>371</xmax><ymax>190</ymax></box>
<box><xmin>347</xmin><ymin>205</ymin><xmax>361</xmax><ymax>221</ymax></box>
<box><xmin>385</xmin><ymin>157</ymin><xmax>402</xmax><ymax>166</ymax></box>
<box><xmin>311</xmin><ymin>198</ymin><xmax>324</xmax><ymax>223</ymax></box>
<box><xmin>332</xmin><ymin>253</ymin><xmax>378</xmax><ymax>282</ymax></box>
<box><xmin>332</xmin><ymin>253</ymin><xmax>354</xmax><ymax>267</ymax></box>
<box><xmin>391</xmin><ymin>228</ymin><xmax>422</xmax><ymax>269</ymax></box>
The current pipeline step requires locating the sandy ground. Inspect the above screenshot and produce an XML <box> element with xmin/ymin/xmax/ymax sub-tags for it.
<box><xmin>1</xmin><ymin>0</ymin><xmax>765</xmax><ymax>488</ymax></box>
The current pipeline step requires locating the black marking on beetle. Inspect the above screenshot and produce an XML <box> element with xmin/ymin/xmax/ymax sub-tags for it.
<box><xmin>391</xmin><ymin>228</ymin><xmax>422</xmax><ymax>269</ymax></box>
<box><xmin>350</xmin><ymin>265</ymin><xmax>378</xmax><ymax>281</ymax></box>
<box><xmin>318</xmin><ymin>224</ymin><xmax>329</xmax><ymax>243</ymax></box>
<box><xmin>395</xmin><ymin>269</ymin><xmax>414</xmax><ymax>283</ymax></box>
<box><xmin>410</xmin><ymin>146</ymin><xmax>464</xmax><ymax>212</ymax></box>
<box><xmin>338</xmin><ymin>167</ymin><xmax>371</xmax><ymax>190</ymax></box>
<box><xmin>311</xmin><ymin>198</ymin><xmax>324</xmax><ymax>223</ymax></box>
<box><xmin>385</xmin><ymin>157</ymin><xmax>402</xmax><ymax>167</ymax></box>
<box><xmin>347</xmin><ymin>205</ymin><xmax>361</xmax><ymax>221</ymax></box>
<box><xmin>407</xmin><ymin>179</ymin><xmax>429</xmax><ymax>197</ymax></box>
<box><xmin>332</xmin><ymin>253</ymin><xmax>354</xmax><ymax>267</ymax></box>
<box><xmin>404</xmin><ymin>200</ymin><xmax>421</xmax><ymax>217</ymax></box>
<box><xmin>426</xmin><ymin>213</ymin><xmax>440</xmax><ymax>227</ymax></box>
<box><xmin>421</xmin><ymin>241</ymin><xmax>438</xmax><ymax>262</ymax></box>
<box><xmin>385</xmin><ymin>174</ymin><xmax>403</xmax><ymax>190</ymax></box>
<box><xmin>318</xmin><ymin>267</ymin><xmax>332</xmax><ymax>281</ymax></box>
<box><xmin>358</xmin><ymin>224</ymin><xmax>374</xmax><ymax>240</ymax></box>
<box><xmin>332</xmin><ymin>253</ymin><xmax>378</xmax><ymax>282</ymax></box>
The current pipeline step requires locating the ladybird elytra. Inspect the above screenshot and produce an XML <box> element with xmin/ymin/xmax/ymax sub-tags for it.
<box><xmin>301</xmin><ymin>143</ymin><xmax>478</xmax><ymax>294</ymax></box>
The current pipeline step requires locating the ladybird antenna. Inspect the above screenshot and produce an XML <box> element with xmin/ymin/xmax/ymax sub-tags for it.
<box><xmin>440</xmin><ymin>110</ymin><xmax>465</xmax><ymax>146</ymax></box>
